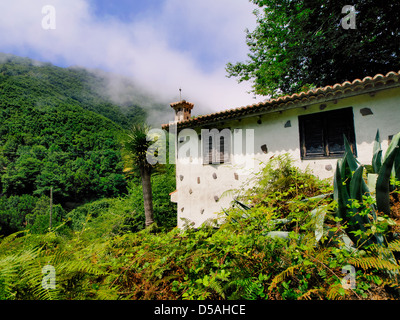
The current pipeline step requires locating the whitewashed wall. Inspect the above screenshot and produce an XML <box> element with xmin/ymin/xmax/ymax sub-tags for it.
<box><xmin>174</xmin><ymin>87</ymin><xmax>400</xmax><ymax>227</ymax></box>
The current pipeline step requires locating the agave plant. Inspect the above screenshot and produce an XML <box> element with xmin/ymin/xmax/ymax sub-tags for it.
<box><xmin>230</xmin><ymin>132</ymin><xmax>400</xmax><ymax>248</ymax></box>
<box><xmin>333</xmin><ymin>136</ymin><xmax>383</xmax><ymax>247</ymax></box>
<box><xmin>373</xmin><ymin>131</ymin><xmax>400</xmax><ymax>216</ymax></box>
<box><xmin>333</xmin><ymin>131</ymin><xmax>400</xmax><ymax>248</ymax></box>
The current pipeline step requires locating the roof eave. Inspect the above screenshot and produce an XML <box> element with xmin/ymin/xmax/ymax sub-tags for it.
<box><xmin>162</xmin><ymin>71</ymin><xmax>400</xmax><ymax>130</ymax></box>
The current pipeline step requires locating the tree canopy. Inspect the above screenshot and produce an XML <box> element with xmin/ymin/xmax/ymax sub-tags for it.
<box><xmin>226</xmin><ymin>0</ymin><xmax>400</xmax><ymax>97</ymax></box>
<box><xmin>0</xmin><ymin>54</ymin><xmax>139</xmax><ymax>234</ymax></box>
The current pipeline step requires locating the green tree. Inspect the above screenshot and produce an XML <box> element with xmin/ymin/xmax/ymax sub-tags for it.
<box><xmin>123</xmin><ymin>125</ymin><xmax>155</xmax><ymax>228</ymax></box>
<box><xmin>227</xmin><ymin>0</ymin><xmax>400</xmax><ymax>97</ymax></box>
<box><xmin>0</xmin><ymin>194</ymin><xmax>37</xmax><ymax>235</ymax></box>
<box><xmin>2</xmin><ymin>149</ymin><xmax>42</xmax><ymax>195</ymax></box>
<box><xmin>25</xmin><ymin>195</ymin><xmax>66</xmax><ymax>234</ymax></box>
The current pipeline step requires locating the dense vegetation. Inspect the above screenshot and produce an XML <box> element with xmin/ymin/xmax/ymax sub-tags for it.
<box><xmin>0</xmin><ymin>53</ymin><xmax>172</xmax><ymax>236</ymax></box>
<box><xmin>0</xmin><ymin>155</ymin><xmax>399</xmax><ymax>300</ymax></box>
<box><xmin>0</xmin><ymin>52</ymin><xmax>399</xmax><ymax>301</ymax></box>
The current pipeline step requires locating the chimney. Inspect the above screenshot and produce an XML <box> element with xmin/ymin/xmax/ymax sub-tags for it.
<box><xmin>170</xmin><ymin>100</ymin><xmax>194</xmax><ymax>123</ymax></box>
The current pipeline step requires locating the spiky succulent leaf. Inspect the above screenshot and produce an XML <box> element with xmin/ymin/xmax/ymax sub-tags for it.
<box><xmin>343</xmin><ymin>135</ymin><xmax>359</xmax><ymax>172</ymax></box>
<box><xmin>349</xmin><ymin>165</ymin><xmax>364</xmax><ymax>202</ymax></box>
<box><xmin>376</xmin><ymin>132</ymin><xmax>400</xmax><ymax>215</ymax></box>
<box><xmin>334</xmin><ymin>160</ymin><xmax>347</xmax><ymax>221</ymax></box>
<box><xmin>372</xmin><ymin>130</ymin><xmax>383</xmax><ymax>174</ymax></box>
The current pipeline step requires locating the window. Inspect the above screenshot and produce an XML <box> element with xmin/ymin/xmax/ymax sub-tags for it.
<box><xmin>298</xmin><ymin>107</ymin><xmax>357</xmax><ymax>159</ymax></box>
<box><xmin>202</xmin><ymin>129</ymin><xmax>231</xmax><ymax>164</ymax></box>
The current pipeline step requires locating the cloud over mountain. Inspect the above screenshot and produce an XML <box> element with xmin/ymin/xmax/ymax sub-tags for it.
<box><xmin>0</xmin><ymin>0</ymin><xmax>263</xmax><ymax>120</ymax></box>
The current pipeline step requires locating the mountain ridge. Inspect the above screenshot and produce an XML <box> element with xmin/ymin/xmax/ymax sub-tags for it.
<box><xmin>0</xmin><ymin>52</ymin><xmax>164</xmax><ymax>234</ymax></box>
<box><xmin>0</xmin><ymin>52</ymin><xmax>169</xmax><ymax>128</ymax></box>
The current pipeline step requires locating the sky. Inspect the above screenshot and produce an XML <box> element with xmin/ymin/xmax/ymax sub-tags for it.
<box><xmin>0</xmin><ymin>0</ymin><xmax>264</xmax><ymax>119</ymax></box>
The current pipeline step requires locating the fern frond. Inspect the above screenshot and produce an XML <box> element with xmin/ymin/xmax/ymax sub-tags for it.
<box><xmin>298</xmin><ymin>288</ymin><xmax>323</xmax><ymax>300</ymax></box>
<box><xmin>348</xmin><ymin>256</ymin><xmax>399</xmax><ymax>271</ymax></box>
<box><xmin>41</xmin><ymin>249</ymin><xmax>108</xmax><ymax>280</ymax></box>
<box><xmin>219</xmin><ymin>188</ymin><xmax>237</xmax><ymax>201</ymax></box>
<box><xmin>229</xmin><ymin>278</ymin><xmax>264</xmax><ymax>300</ymax></box>
<box><xmin>95</xmin><ymin>286</ymin><xmax>121</xmax><ymax>300</ymax></box>
<box><xmin>314</xmin><ymin>248</ymin><xmax>333</xmax><ymax>266</ymax></box>
<box><xmin>268</xmin><ymin>264</ymin><xmax>301</xmax><ymax>291</ymax></box>
<box><xmin>209</xmin><ymin>279</ymin><xmax>226</xmax><ymax>299</ymax></box>
<box><xmin>2</xmin><ymin>246</ymin><xmax>110</xmax><ymax>300</ymax></box>
<box><xmin>387</xmin><ymin>239</ymin><xmax>400</xmax><ymax>252</ymax></box>
<box><xmin>382</xmin><ymin>279</ymin><xmax>400</xmax><ymax>289</ymax></box>
<box><xmin>0</xmin><ymin>246</ymin><xmax>41</xmax><ymax>299</ymax></box>
<box><xmin>0</xmin><ymin>231</ymin><xmax>27</xmax><ymax>254</ymax></box>
<box><xmin>327</xmin><ymin>282</ymin><xmax>346</xmax><ymax>300</ymax></box>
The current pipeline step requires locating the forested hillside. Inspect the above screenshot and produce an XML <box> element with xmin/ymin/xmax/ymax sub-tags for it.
<box><xmin>0</xmin><ymin>53</ymin><xmax>150</xmax><ymax>128</ymax></box>
<box><xmin>0</xmin><ymin>53</ymin><xmax>175</xmax><ymax>236</ymax></box>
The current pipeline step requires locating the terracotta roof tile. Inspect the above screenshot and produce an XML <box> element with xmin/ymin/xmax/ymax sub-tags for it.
<box><xmin>170</xmin><ymin>100</ymin><xmax>194</xmax><ymax>110</ymax></box>
<box><xmin>162</xmin><ymin>70</ymin><xmax>400</xmax><ymax>129</ymax></box>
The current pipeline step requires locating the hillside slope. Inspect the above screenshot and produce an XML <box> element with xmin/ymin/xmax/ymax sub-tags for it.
<box><xmin>0</xmin><ymin>53</ymin><xmax>152</xmax><ymax>128</ymax></box>
<box><xmin>0</xmin><ymin>54</ymin><xmax>161</xmax><ymax>235</ymax></box>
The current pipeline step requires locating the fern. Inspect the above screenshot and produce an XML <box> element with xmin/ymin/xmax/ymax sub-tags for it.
<box><xmin>242</xmin><ymin>281</ymin><xmax>264</xmax><ymax>300</ymax></box>
<box><xmin>387</xmin><ymin>239</ymin><xmax>400</xmax><ymax>252</ymax></box>
<box><xmin>327</xmin><ymin>282</ymin><xmax>346</xmax><ymax>300</ymax></box>
<box><xmin>268</xmin><ymin>264</ymin><xmax>301</xmax><ymax>291</ymax></box>
<box><xmin>299</xmin><ymin>288</ymin><xmax>323</xmax><ymax>300</ymax></box>
<box><xmin>0</xmin><ymin>246</ymin><xmax>41</xmax><ymax>300</ymax></box>
<box><xmin>0</xmin><ymin>231</ymin><xmax>26</xmax><ymax>252</ymax></box>
<box><xmin>208</xmin><ymin>278</ymin><xmax>226</xmax><ymax>299</ymax></box>
<box><xmin>46</xmin><ymin>250</ymin><xmax>107</xmax><ymax>277</ymax></box>
<box><xmin>348</xmin><ymin>256</ymin><xmax>399</xmax><ymax>271</ymax></box>
<box><xmin>0</xmin><ymin>230</ymin><xmax>110</xmax><ymax>300</ymax></box>
<box><xmin>228</xmin><ymin>278</ymin><xmax>266</xmax><ymax>300</ymax></box>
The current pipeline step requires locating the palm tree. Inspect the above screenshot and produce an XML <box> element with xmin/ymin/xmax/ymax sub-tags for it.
<box><xmin>123</xmin><ymin>124</ymin><xmax>155</xmax><ymax>227</ymax></box>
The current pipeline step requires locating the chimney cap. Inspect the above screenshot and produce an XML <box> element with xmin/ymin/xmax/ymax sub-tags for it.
<box><xmin>170</xmin><ymin>100</ymin><xmax>194</xmax><ymax>110</ymax></box>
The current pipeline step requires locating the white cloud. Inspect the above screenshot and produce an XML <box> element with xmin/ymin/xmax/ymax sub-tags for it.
<box><xmin>0</xmin><ymin>0</ymin><xmax>263</xmax><ymax>121</ymax></box>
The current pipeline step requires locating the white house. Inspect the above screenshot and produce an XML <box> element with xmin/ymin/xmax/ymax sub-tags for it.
<box><xmin>162</xmin><ymin>71</ymin><xmax>400</xmax><ymax>228</ymax></box>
